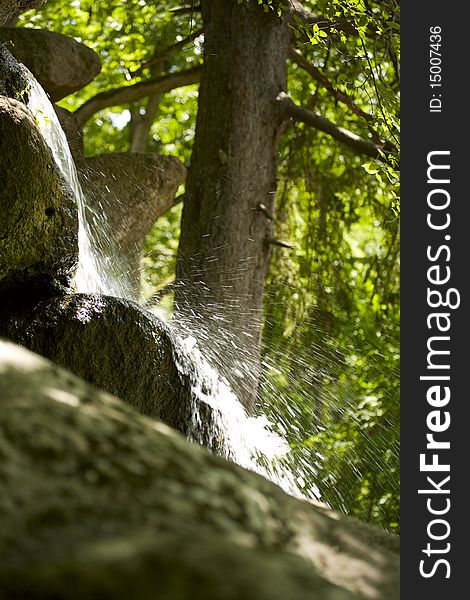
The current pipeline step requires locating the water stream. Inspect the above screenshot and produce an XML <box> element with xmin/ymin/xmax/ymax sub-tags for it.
<box><xmin>25</xmin><ymin>74</ymin><xmax>309</xmax><ymax>498</ymax></box>
<box><xmin>26</xmin><ymin>73</ymin><xmax>134</xmax><ymax>299</ymax></box>
<box><xmin>171</xmin><ymin>329</ymin><xmax>313</xmax><ymax>497</ymax></box>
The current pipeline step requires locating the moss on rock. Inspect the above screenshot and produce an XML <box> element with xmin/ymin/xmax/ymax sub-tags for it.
<box><xmin>0</xmin><ymin>294</ymin><xmax>193</xmax><ymax>431</ymax></box>
<box><xmin>0</xmin><ymin>96</ymin><xmax>78</xmax><ymax>295</ymax></box>
<box><xmin>0</xmin><ymin>27</ymin><xmax>101</xmax><ymax>102</ymax></box>
<box><xmin>0</xmin><ymin>339</ymin><xmax>399</xmax><ymax>600</ymax></box>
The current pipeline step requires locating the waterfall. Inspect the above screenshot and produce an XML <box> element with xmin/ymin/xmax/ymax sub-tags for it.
<box><xmin>24</xmin><ymin>73</ymin><xmax>311</xmax><ymax>498</ymax></box>
<box><xmin>25</xmin><ymin>73</ymin><xmax>134</xmax><ymax>299</ymax></box>
<box><xmin>171</xmin><ymin>332</ymin><xmax>314</xmax><ymax>497</ymax></box>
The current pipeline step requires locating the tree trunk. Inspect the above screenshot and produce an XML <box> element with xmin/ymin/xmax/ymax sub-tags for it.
<box><xmin>129</xmin><ymin>61</ymin><xmax>164</xmax><ymax>153</ymax></box>
<box><xmin>175</xmin><ymin>0</ymin><xmax>290</xmax><ymax>412</ymax></box>
<box><xmin>129</xmin><ymin>93</ymin><xmax>160</xmax><ymax>153</ymax></box>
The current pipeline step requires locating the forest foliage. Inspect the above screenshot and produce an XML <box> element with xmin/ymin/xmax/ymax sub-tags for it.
<box><xmin>18</xmin><ymin>0</ymin><xmax>400</xmax><ymax>531</ymax></box>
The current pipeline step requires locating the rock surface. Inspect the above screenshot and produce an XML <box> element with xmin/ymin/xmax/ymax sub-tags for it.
<box><xmin>0</xmin><ymin>96</ymin><xmax>78</xmax><ymax>297</ymax></box>
<box><xmin>54</xmin><ymin>104</ymin><xmax>84</xmax><ymax>159</ymax></box>
<box><xmin>80</xmin><ymin>153</ymin><xmax>185</xmax><ymax>252</ymax></box>
<box><xmin>78</xmin><ymin>152</ymin><xmax>185</xmax><ymax>292</ymax></box>
<box><xmin>0</xmin><ymin>339</ymin><xmax>400</xmax><ymax>600</ymax></box>
<box><xmin>0</xmin><ymin>294</ymin><xmax>193</xmax><ymax>432</ymax></box>
<box><xmin>0</xmin><ymin>27</ymin><xmax>101</xmax><ymax>101</ymax></box>
<box><xmin>0</xmin><ymin>42</ymin><xmax>28</xmax><ymax>99</ymax></box>
<box><xmin>0</xmin><ymin>0</ymin><xmax>45</xmax><ymax>27</ymax></box>
<box><xmin>0</xmin><ymin>292</ymin><xmax>275</xmax><ymax>459</ymax></box>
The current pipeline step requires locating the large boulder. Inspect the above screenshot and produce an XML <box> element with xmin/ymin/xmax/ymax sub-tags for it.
<box><xmin>0</xmin><ymin>0</ymin><xmax>45</xmax><ymax>27</ymax></box>
<box><xmin>0</xmin><ymin>95</ymin><xmax>78</xmax><ymax>298</ymax></box>
<box><xmin>0</xmin><ymin>27</ymin><xmax>101</xmax><ymax>101</ymax></box>
<box><xmin>80</xmin><ymin>153</ymin><xmax>185</xmax><ymax>252</ymax></box>
<box><xmin>78</xmin><ymin>152</ymin><xmax>185</xmax><ymax>291</ymax></box>
<box><xmin>0</xmin><ymin>339</ymin><xmax>399</xmax><ymax>599</ymax></box>
<box><xmin>0</xmin><ymin>294</ymin><xmax>193</xmax><ymax>432</ymax></box>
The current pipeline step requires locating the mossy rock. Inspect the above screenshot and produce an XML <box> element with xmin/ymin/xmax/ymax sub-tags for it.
<box><xmin>0</xmin><ymin>27</ymin><xmax>101</xmax><ymax>101</ymax></box>
<box><xmin>0</xmin><ymin>43</ymin><xmax>28</xmax><ymax>99</ymax></box>
<box><xmin>0</xmin><ymin>1</ymin><xmax>45</xmax><ymax>27</ymax></box>
<box><xmin>0</xmin><ymin>339</ymin><xmax>399</xmax><ymax>599</ymax></box>
<box><xmin>0</xmin><ymin>294</ymin><xmax>192</xmax><ymax>431</ymax></box>
<box><xmin>0</xmin><ymin>95</ymin><xmax>78</xmax><ymax>297</ymax></box>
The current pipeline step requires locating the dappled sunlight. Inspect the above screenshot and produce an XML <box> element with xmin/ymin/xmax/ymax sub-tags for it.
<box><xmin>293</xmin><ymin>510</ymin><xmax>398</xmax><ymax>600</ymax></box>
<box><xmin>45</xmin><ymin>387</ymin><xmax>81</xmax><ymax>407</ymax></box>
<box><xmin>0</xmin><ymin>338</ymin><xmax>46</xmax><ymax>372</ymax></box>
<box><xmin>0</xmin><ymin>0</ymin><xmax>401</xmax><ymax>596</ymax></box>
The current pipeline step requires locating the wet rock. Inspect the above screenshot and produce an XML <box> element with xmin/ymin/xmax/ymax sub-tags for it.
<box><xmin>80</xmin><ymin>153</ymin><xmax>185</xmax><ymax>251</ymax></box>
<box><xmin>0</xmin><ymin>96</ymin><xmax>78</xmax><ymax>298</ymax></box>
<box><xmin>0</xmin><ymin>338</ymin><xmax>400</xmax><ymax>600</ymax></box>
<box><xmin>0</xmin><ymin>27</ymin><xmax>101</xmax><ymax>101</ymax></box>
<box><xmin>0</xmin><ymin>293</ymin><xmax>193</xmax><ymax>432</ymax></box>
<box><xmin>0</xmin><ymin>42</ymin><xmax>28</xmax><ymax>99</ymax></box>
<box><xmin>0</xmin><ymin>0</ymin><xmax>45</xmax><ymax>27</ymax></box>
<box><xmin>78</xmin><ymin>152</ymin><xmax>185</xmax><ymax>291</ymax></box>
<box><xmin>0</xmin><ymin>292</ymin><xmax>263</xmax><ymax>459</ymax></box>
<box><xmin>54</xmin><ymin>104</ymin><xmax>84</xmax><ymax>159</ymax></box>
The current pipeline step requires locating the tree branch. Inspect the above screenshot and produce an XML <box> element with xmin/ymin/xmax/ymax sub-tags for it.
<box><xmin>288</xmin><ymin>48</ymin><xmax>373</xmax><ymax>124</ymax></box>
<box><xmin>288</xmin><ymin>47</ymin><xmax>398</xmax><ymax>152</ymax></box>
<box><xmin>288</xmin><ymin>0</ymin><xmax>356</xmax><ymax>36</ymax></box>
<box><xmin>277</xmin><ymin>92</ymin><xmax>398</xmax><ymax>165</ymax></box>
<box><xmin>170</xmin><ymin>4</ymin><xmax>202</xmax><ymax>16</ymax></box>
<box><xmin>288</xmin><ymin>0</ymin><xmax>324</xmax><ymax>26</ymax></box>
<box><xmin>74</xmin><ymin>67</ymin><xmax>202</xmax><ymax>127</ymax></box>
<box><xmin>267</xmin><ymin>237</ymin><xmax>294</xmax><ymax>249</ymax></box>
<box><xmin>132</xmin><ymin>28</ymin><xmax>204</xmax><ymax>78</ymax></box>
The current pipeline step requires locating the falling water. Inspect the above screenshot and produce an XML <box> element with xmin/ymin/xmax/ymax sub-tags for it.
<box><xmin>25</xmin><ymin>73</ymin><xmax>134</xmax><ymax>299</ymax></box>
<box><xmin>23</xmin><ymin>72</ymin><xmax>307</xmax><ymax>496</ymax></box>
<box><xmin>171</xmin><ymin>330</ymin><xmax>316</xmax><ymax>498</ymax></box>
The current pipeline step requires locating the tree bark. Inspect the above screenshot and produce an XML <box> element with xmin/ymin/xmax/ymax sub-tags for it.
<box><xmin>129</xmin><ymin>92</ymin><xmax>161</xmax><ymax>153</ymax></box>
<box><xmin>74</xmin><ymin>67</ymin><xmax>201</xmax><ymax>127</ymax></box>
<box><xmin>174</xmin><ymin>0</ymin><xmax>290</xmax><ymax>412</ymax></box>
<box><xmin>129</xmin><ymin>59</ymin><xmax>164</xmax><ymax>153</ymax></box>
